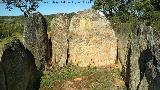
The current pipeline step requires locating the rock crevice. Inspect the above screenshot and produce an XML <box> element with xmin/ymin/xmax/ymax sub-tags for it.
<box><xmin>50</xmin><ymin>9</ymin><xmax>117</xmax><ymax>67</ymax></box>
<box><xmin>117</xmin><ymin>23</ymin><xmax>160</xmax><ymax>90</ymax></box>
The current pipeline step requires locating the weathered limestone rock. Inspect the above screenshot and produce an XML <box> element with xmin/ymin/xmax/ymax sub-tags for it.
<box><xmin>24</xmin><ymin>12</ymin><xmax>49</xmax><ymax>70</ymax></box>
<box><xmin>50</xmin><ymin>14</ymin><xmax>70</xmax><ymax>67</ymax></box>
<box><xmin>69</xmin><ymin>9</ymin><xmax>117</xmax><ymax>67</ymax></box>
<box><xmin>1</xmin><ymin>39</ymin><xmax>36</xmax><ymax>90</ymax></box>
<box><xmin>154</xmin><ymin>31</ymin><xmax>160</xmax><ymax>67</ymax></box>
<box><xmin>129</xmin><ymin>25</ymin><xmax>150</xmax><ymax>90</ymax></box>
<box><xmin>117</xmin><ymin>23</ymin><xmax>160</xmax><ymax>90</ymax></box>
<box><xmin>0</xmin><ymin>63</ymin><xmax>6</xmax><ymax>90</ymax></box>
<box><xmin>129</xmin><ymin>24</ymin><xmax>160</xmax><ymax>90</ymax></box>
<box><xmin>114</xmin><ymin>23</ymin><xmax>132</xmax><ymax>87</ymax></box>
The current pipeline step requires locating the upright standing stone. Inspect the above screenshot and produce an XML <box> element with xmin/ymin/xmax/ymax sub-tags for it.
<box><xmin>1</xmin><ymin>39</ymin><xmax>36</xmax><ymax>90</ymax></box>
<box><xmin>0</xmin><ymin>63</ymin><xmax>6</xmax><ymax>90</ymax></box>
<box><xmin>69</xmin><ymin>9</ymin><xmax>117</xmax><ymax>67</ymax></box>
<box><xmin>154</xmin><ymin>31</ymin><xmax>160</xmax><ymax>67</ymax></box>
<box><xmin>125</xmin><ymin>24</ymin><xmax>160</xmax><ymax>90</ymax></box>
<box><xmin>115</xmin><ymin>23</ymin><xmax>133</xmax><ymax>87</ymax></box>
<box><xmin>50</xmin><ymin>14</ymin><xmax>70</xmax><ymax>67</ymax></box>
<box><xmin>24</xmin><ymin>12</ymin><xmax>49</xmax><ymax>70</ymax></box>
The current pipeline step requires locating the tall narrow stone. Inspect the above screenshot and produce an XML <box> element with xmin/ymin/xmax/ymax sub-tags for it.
<box><xmin>118</xmin><ymin>24</ymin><xmax>160</xmax><ymax>90</ymax></box>
<box><xmin>24</xmin><ymin>12</ymin><xmax>49</xmax><ymax>70</ymax></box>
<box><xmin>50</xmin><ymin>14</ymin><xmax>71</xmax><ymax>67</ymax></box>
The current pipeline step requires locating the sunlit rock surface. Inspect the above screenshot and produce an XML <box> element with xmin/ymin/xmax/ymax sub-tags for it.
<box><xmin>69</xmin><ymin>9</ymin><xmax>117</xmax><ymax>67</ymax></box>
<box><xmin>50</xmin><ymin>14</ymin><xmax>71</xmax><ymax>67</ymax></box>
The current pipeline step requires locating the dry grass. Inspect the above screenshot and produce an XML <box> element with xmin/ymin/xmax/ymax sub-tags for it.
<box><xmin>40</xmin><ymin>65</ymin><xmax>126</xmax><ymax>90</ymax></box>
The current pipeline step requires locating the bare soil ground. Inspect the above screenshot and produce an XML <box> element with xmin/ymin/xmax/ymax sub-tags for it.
<box><xmin>40</xmin><ymin>64</ymin><xmax>126</xmax><ymax>90</ymax></box>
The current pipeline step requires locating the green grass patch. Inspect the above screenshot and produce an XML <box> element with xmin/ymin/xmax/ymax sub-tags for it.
<box><xmin>40</xmin><ymin>65</ymin><xmax>126</xmax><ymax>90</ymax></box>
<box><xmin>40</xmin><ymin>65</ymin><xmax>96</xmax><ymax>88</ymax></box>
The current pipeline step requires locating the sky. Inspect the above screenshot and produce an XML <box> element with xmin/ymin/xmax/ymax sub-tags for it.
<box><xmin>0</xmin><ymin>0</ymin><xmax>93</xmax><ymax>16</ymax></box>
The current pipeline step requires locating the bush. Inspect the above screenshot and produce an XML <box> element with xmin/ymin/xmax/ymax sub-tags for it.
<box><xmin>0</xmin><ymin>16</ymin><xmax>24</xmax><ymax>39</ymax></box>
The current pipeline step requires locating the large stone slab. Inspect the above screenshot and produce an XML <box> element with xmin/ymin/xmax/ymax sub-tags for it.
<box><xmin>117</xmin><ymin>23</ymin><xmax>160</xmax><ymax>90</ymax></box>
<box><xmin>50</xmin><ymin>14</ymin><xmax>70</xmax><ymax>67</ymax></box>
<box><xmin>69</xmin><ymin>9</ymin><xmax>117</xmax><ymax>67</ymax></box>
<box><xmin>24</xmin><ymin>12</ymin><xmax>49</xmax><ymax>70</ymax></box>
<box><xmin>0</xmin><ymin>63</ymin><xmax>6</xmax><ymax>90</ymax></box>
<box><xmin>1</xmin><ymin>39</ymin><xmax>36</xmax><ymax>90</ymax></box>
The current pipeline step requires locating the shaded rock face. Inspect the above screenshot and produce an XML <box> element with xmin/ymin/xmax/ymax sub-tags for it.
<box><xmin>1</xmin><ymin>39</ymin><xmax>36</xmax><ymax>90</ymax></box>
<box><xmin>50</xmin><ymin>14</ymin><xmax>70</xmax><ymax>67</ymax></box>
<box><xmin>129</xmin><ymin>25</ymin><xmax>153</xmax><ymax>90</ymax></box>
<box><xmin>0</xmin><ymin>63</ymin><xmax>6</xmax><ymax>90</ymax></box>
<box><xmin>154</xmin><ymin>31</ymin><xmax>160</xmax><ymax>66</ymax></box>
<box><xmin>117</xmin><ymin>24</ymin><xmax>160</xmax><ymax>90</ymax></box>
<box><xmin>69</xmin><ymin>9</ymin><xmax>117</xmax><ymax>67</ymax></box>
<box><xmin>24</xmin><ymin>12</ymin><xmax>49</xmax><ymax>70</ymax></box>
<box><xmin>116</xmin><ymin>24</ymin><xmax>132</xmax><ymax>73</ymax></box>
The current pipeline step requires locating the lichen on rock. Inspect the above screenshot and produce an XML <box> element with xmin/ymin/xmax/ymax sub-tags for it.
<box><xmin>24</xmin><ymin>12</ymin><xmax>49</xmax><ymax>70</ymax></box>
<box><xmin>0</xmin><ymin>62</ymin><xmax>6</xmax><ymax>90</ymax></box>
<box><xmin>1</xmin><ymin>39</ymin><xmax>37</xmax><ymax>90</ymax></box>
<box><xmin>50</xmin><ymin>13</ymin><xmax>71</xmax><ymax>67</ymax></box>
<box><xmin>69</xmin><ymin>9</ymin><xmax>117</xmax><ymax>67</ymax></box>
<box><xmin>116</xmin><ymin>23</ymin><xmax>160</xmax><ymax>90</ymax></box>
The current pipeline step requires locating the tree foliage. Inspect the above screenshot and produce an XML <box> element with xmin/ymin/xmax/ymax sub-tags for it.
<box><xmin>92</xmin><ymin>0</ymin><xmax>160</xmax><ymax>20</ymax></box>
<box><xmin>0</xmin><ymin>16</ymin><xmax>24</xmax><ymax>39</ymax></box>
<box><xmin>92</xmin><ymin>0</ymin><xmax>160</xmax><ymax>30</ymax></box>
<box><xmin>2</xmin><ymin>0</ymin><xmax>42</xmax><ymax>16</ymax></box>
